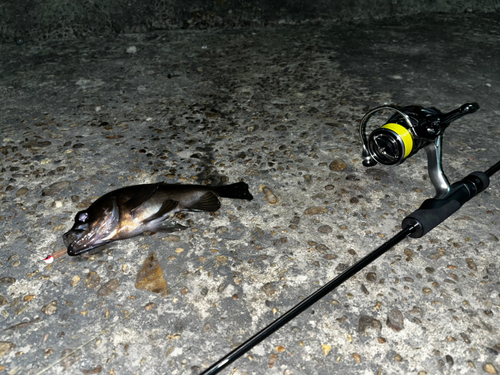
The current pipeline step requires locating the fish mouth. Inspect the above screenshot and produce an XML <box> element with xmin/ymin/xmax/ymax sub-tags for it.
<box><xmin>63</xmin><ymin>197</ymin><xmax>120</xmax><ymax>256</ymax></box>
<box><xmin>63</xmin><ymin>229</ymin><xmax>109</xmax><ymax>256</ymax></box>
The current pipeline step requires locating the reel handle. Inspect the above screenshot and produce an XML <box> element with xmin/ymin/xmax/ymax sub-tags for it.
<box><xmin>440</xmin><ymin>102</ymin><xmax>479</xmax><ymax>127</ymax></box>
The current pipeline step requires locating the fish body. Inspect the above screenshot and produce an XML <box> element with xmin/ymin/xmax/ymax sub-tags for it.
<box><xmin>63</xmin><ymin>182</ymin><xmax>253</xmax><ymax>256</ymax></box>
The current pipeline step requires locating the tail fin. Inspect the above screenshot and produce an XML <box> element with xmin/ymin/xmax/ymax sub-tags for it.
<box><xmin>212</xmin><ymin>182</ymin><xmax>254</xmax><ymax>200</ymax></box>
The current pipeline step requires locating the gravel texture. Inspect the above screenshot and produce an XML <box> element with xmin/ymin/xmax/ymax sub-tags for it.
<box><xmin>1</xmin><ymin>12</ymin><xmax>500</xmax><ymax>375</ymax></box>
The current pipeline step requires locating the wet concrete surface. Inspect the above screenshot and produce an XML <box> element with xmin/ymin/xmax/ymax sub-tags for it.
<box><xmin>1</xmin><ymin>12</ymin><xmax>500</xmax><ymax>375</ymax></box>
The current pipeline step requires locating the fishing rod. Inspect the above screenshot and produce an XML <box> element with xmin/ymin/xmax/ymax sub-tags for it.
<box><xmin>200</xmin><ymin>102</ymin><xmax>500</xmax><ymax>375</ymax></box>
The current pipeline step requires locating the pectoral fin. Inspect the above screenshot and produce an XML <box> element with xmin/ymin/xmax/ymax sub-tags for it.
<box><xmin>126</xmin><ymin>184</ymin><xmax>161</xmax><ymax>217</ymax></box>
<box><xmin>143</xmin><ymin>200</ymin><xmax>178</xmax><ymax>223</ymax></box>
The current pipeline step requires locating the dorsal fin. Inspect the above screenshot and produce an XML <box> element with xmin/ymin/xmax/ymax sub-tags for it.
<box><xmin>125</xmin><ymin>184</ymin><xmax>161</xmax><ymax>217</ymax></box>
<box><xmin>143</xmin><ymin>200</ymin><xmax>178</xmax><ymax>223</ymax></box>
<box><xmin>187</xmin><ymin>191</ymin><xmax>221</xmax><ymax>212</ymax></box>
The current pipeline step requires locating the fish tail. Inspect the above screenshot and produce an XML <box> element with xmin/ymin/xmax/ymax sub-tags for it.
<box><xmin>212</xmin><ymin>182</ymin><xmax>253</xmax><ymax>200</ymax></box>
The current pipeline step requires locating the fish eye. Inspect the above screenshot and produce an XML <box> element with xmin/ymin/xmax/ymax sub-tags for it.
<box><xmin>77</xmin><ymin>212</ymin><xmax>89</xmax><ymax>223</ymax></box>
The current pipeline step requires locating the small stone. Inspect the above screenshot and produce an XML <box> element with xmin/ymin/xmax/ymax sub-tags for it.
<box><xmin>260</xmin><ymin>185</ymin><xmax>279</xmax><ymax>205</ymax></box>
<box><xmin>276</xmin><ymin>345</ymin><xmax>286</xmax><ymax>353</ymax></box>
<box><xmin>0</xmin><ymin>277</ymin><xmax>16</xmax><ymax>285</ymax></box>
<box><xmin>97</xmin><ymin>279</ymin><xmax>119</xmax><ymax>297</ymax></box>
<box><xmin>460</xmin><ymin>333</ymin><xmax>471</xmax><ymax>344</ymax></box>
<box><xmin>70</xmin><ymin>275</ymin><xmax>81</xmax><ymax>286</ymax></box>
<box><xmin>144</xmin><ymin>303</ymin><xmax>155</xmax><ymax>311</ymax></box>
<box><xmin>358</xmin><ymin>315</ymin><xmax>382</xmax><ymax>335</ymax></box>
<box><xmin>322</xmin><ymin>344</ymin><xmax>332</xmax><ymax>356</ymax></box>
<box><xmin>268</xmin><ymin>353</ymin><xmax>278</xmax><ymax>368</ymax></box>
<box><xmin>394</xmin><ymin>354</ymin><xmax>403</xmax><ymax>362</ymax></box>
<box><xmin>318</xmin><ymin>225</ymin><xmax>332</xmax><ymax>234</ymax></box>
<box><xmin>41</xmin><ymin>301</ymin><xmax>58</xmax><ymax>315</ymax></box>
<box><xmin>0</xmin><ymin>296</ymin><xmax>6</xmax><ymax>305</ymax></box>
<box><xmin>262</xmin><ymin>283</ymin><xmax>276</xmax><ymax>296</ymax></box>
<box><xmin>85</xmin><ymin>272</ymin><xmax>100</xmax><ymax>289</ymax></box>
<box><xmin>23</xmin><ymin>295</ymin><xmax>35</xmax><ymax>302</ymax></box>
<box><xmin>315</xmin><ymin>244</ymin><xmax>329</xmax><ymax>253</ymax></box>
<box><xmin>180</xmin><ymin>287</ymin><xmax>189</xmax><ymax>295</ymax></box>
<box><xmin>446</xmin><ymin>355</ymin><xmax>454</xmax><ymax>366</ymax></box>
<box><xmin>16</xmin><ymin>187</ymin><xmax>29</xmax><ymax>197</ymax></box>
<box><xmin>387</xmin><ymin>309</ymin><xmax>404</xmax><ymax>331</ymax></box>
<box><xmin>81</xmin><ymin>365</ymin><xmax>103</xmax><ymax>374</ymax></box>
<box><xmin>423</xmin><ymin>288</ymin><xmax>432</xmax><ymax>294</ymax></box>
<box><xmin>336</xmin><ymin>263</ymin><xmax>348</xmax><ymax>272</ymax></box>
<box><xmin>366</xmin><ymin>272</ymin><xmax>377</xmax><ymax>282</ymax></box>
<box><xmin>135</xmin><ymin>253</ymin><xmax>168</xmax><ymax>294</ymax></box>
<box><xmin>353</xmin><ymin>353</ymin><xmax>361</xmax><ymax>363</ymax></box>
<box><xmin>466</xmin><ymin>258</ymin><xmax>477</xmax><ymax>271</ymax></box>
<box><xmin>305</xmin><ymin>207</ymin><xmax>327</xmax><ymax>215</ymax></box>
<box><xmin>42</xmin><ymin>181</ymin><xmax>71</xmax><ymax>196</ymax></box>
<box><xmin>483</xmin><ymin>363</ymin><xmax>498</xmax><ymax>374</ymax></box>
<box><xmin>324</xmin><ymin>254</ymin><xmax>337</xmax><ymax>260</ymax></box>
<box><xmin>329</xmin><ymin>159</ymin><xmax>347</xmax><ymax>171</ymax></box>
<box><xmin>0</xmin><ymin>341</ymin><xmax>16</xmax><ymax>358</ymax></box>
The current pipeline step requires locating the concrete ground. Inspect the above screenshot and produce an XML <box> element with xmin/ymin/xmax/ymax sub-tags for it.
<box><xmin>1</xmin><ymin>11</ymin><xmax>499</xmax><ymax>375</ymax></box>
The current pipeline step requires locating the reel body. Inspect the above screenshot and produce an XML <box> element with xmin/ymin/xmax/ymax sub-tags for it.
<box><xmin>359</xmin><ymin>102</ymin><xmax>479</xmax><ymax>198</ymax></box>
<box><xmin>366</xmin><ymin>106</ymin><xmax>440</xmax><ymax>165</ymax></box>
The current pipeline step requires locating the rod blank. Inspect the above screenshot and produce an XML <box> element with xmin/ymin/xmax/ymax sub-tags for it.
<box><xmin>200</xmin><ymin>224</ymin><xmax>417</xmax><ymax>375</ymax></box>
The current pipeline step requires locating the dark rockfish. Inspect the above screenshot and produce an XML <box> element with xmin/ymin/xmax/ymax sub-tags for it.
<box><xmin>63</xmin><ymin>182</ymin><xmax>253</xmax><ymax>256</ymax></box>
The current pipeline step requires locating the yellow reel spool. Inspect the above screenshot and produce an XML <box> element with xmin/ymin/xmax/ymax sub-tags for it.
<box><xmin>381</xmin><ymin>123</ymin><xmax>414</xmax><ymax>159</ymax></box>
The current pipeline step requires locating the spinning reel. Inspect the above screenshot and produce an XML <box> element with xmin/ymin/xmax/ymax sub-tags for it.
<box><xmin>359</xmin><ymin>102</ymin><xmax>479</xmax><ymax>198</ymax></box>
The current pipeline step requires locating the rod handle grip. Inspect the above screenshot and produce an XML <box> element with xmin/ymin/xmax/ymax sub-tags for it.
<box><xmin>402</xmin><ymin>171</ymin><xmax>489</xmax><ymax>238</ymax></box>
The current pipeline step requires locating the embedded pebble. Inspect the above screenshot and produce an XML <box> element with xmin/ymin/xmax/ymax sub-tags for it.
<box><xmin>358</xmin><ymin>315</ymin><xmax>382</xmax><ymax>335</ymax></box>
<box><xmin>0</xmin><ymin>296</ymin><xmax>7</xmax><ymax>305</ymax></box>
<box><xmin>305</xmin><ymin>207</ymin><xmax>327</xmax><ymax>215</ymax></box>
<box><xmin>85</xmin><ymin>272</ymin><xmax>101</xmax><ymax>289</ymax></box>
<box><xmin>329</xmin><ymin>159</ymin><xmax>347</xmax><ymax>171</ymax></box>
<box><xmin>315</xmin><ymin>244</ymin><xmax>329</xmax><ymax>253</ymax></box>
<box><xmin>0</xmin><ymin>341</ymin><xmax>16</xmax><ymax>358</ymax></box>
<box><xmin>466</xmin><ymin>258</ymin><xmax>477</xmax><ymax>271</ymax></box>
<box><xmin>483</xmin><ymin>363</ymin><xmax>498</xmax><ymax>374</ymax></box>
<box><xmin>387</xmin><ymin>309</ymin><xmax>404</xmax><ymax>331</ymax></box>
<box><xmin>97</xmin><ymin>279</ymin><xmax>119</xmax><ymax>297</ymax></box>
<box><xmin>42</xmin><ymin>181</ymin><xmax>72</xmax><ymax>196</ymax></box>
<box><xmin>268</xmin><ymin>353</ymin><xmax>278</xmax><ymax>368</ymax></box>
<box><xmin>16</xmin><ymin>187</ymin><xmax>29</xmax><ymax>197</ymax></box>
<box><xmin>322</xmin><ymin>344</ymin><xmax>332</xmax><ymax>356</ymax></box>
<box><xmin>262</xmin><ymin>282</ymin><xmax>276</xmax><ymax>296</ymax></box>
<box><xmin>41</xmin><ymin>301</ymin><xmax>58</xmax><ymax>315</ymax></box>
<box><xmin>70</xmin><ymin>275</ymin><xmax>81</xmax><ymax>286</ymax></box>
<box><xmin>0</xmin><ymin>277</ymin><xmax>16</xmax><ymax>285</ymax></box>
<box><xmin>318</xmin><ymin>225</ymin><xmax>332</xmax><ymax>234</ymax></box>
<box><xmin>260</xmin><ymin>185</ymin><xmax>279</xmax><ymax>205</ymax></box>
<box><xmin>82</xmin><ymin>365</ymin><xmax>103</xmax><ymax>374</ymax></box>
